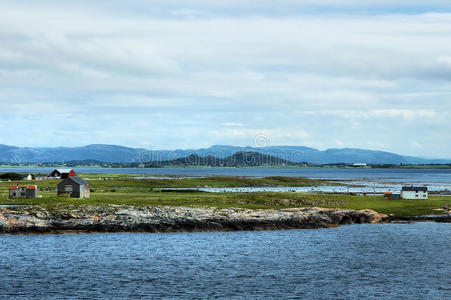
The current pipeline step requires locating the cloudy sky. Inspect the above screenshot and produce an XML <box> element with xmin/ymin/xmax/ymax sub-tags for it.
<box><xmin>1</xmin><ymin>1</ymin><xmax>451</xmax><ymax>158</ymax></box>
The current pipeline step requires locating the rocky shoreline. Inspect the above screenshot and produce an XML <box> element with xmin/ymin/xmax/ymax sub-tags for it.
<box><xmin>0</xmin><ymin>205</ymin><xmax>388</xmax><ymax>234</ymax></box>
<box><xmin>395</xmin><ymin>214</ymin><xmax>451</xmax><ymax>223</ymax></box>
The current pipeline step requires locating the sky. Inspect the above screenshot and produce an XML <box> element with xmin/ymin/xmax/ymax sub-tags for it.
<box><xmin>1</xmin><ymin>1</ymin><xmax>451</xmax><ymax>158</ymax></box>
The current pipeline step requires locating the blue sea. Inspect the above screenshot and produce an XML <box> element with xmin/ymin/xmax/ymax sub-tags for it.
<box><xmin>1</xmin><ymin>223</ymin><xmax>450</xmax><ymax>299</ymax></box>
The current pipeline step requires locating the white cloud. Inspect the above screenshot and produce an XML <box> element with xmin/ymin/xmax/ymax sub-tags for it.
<box><xmin>222</xmin><ymin>123</ymin><xmax>244</xmax><ymax>127</ymax></box>
<box><xmin>369</xmin><ymin>109</ymin><xmax>437</xmax><ymax>120</ymax></box>
<box><xmin>436</xmin><ymin>56</ymin><xmax>451</xmax><ymax>68</ymax></box>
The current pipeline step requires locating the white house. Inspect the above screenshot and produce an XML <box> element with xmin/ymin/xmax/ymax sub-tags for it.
<box><xmin>352</xmin><ymin>163</ymin><xmax>368</xmax><ymax>167</ymax></box>
<box><xmin>401</xmin><ymin>186</ymin><xmax>428</xmax><ymax>200</ymax></box>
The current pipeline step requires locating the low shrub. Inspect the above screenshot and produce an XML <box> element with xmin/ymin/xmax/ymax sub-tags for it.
<box><xmin>0</xmin><ymin>172</ymin><xmax>24</xmax><ymax>181</ymax></box>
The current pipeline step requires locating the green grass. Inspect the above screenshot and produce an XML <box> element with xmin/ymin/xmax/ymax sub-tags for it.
<box><xmin>1</xmin><ymin>176</ymin><xmax>450</xmax><ymax>217</ymax></box>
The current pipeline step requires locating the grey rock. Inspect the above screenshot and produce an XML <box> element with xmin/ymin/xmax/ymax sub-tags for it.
<box><xmin>0</xmin><ymin>206</ymin><xmax>387</xmax><ymax>234</ymax></box>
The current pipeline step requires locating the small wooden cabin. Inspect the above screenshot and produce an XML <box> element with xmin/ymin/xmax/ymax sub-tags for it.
<box><xmin>57</xmin><ymin>176</ymin><xmax>90</xmax><ymax>198</ymax></box>
<box><xmin>384</xmin><ymin>192</ymin><xmax>401</xmax><ymax>199</ymax></box>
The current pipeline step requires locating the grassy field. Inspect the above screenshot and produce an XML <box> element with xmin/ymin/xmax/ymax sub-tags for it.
<box><xmin>1</xmin><ymin>175</ymin><xmax>450</xmax><ymax>217</ymax></box>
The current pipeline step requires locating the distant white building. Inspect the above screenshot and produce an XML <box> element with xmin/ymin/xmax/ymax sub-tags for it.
<box><xmin>35</xmin><ymin>175</ymin><xmax>49</xmax><ymax>181</ymax></box>
<box><xmin>352</xmin><ymin>163</ymin><xmax>367</xmax><ymax>167</ymax></box>
<box><xmin>401</xmin><ymin>186</ymin><xmax>428</xmax><ymax>200</ymax></box>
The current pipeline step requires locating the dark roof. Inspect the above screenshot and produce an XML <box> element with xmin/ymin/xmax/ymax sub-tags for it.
<box><xmin>67</xmin><ymin>176</ymin><xmax>89</xmax><ymax>186</ymax></box>
<box><xmin>402</xmin><ymin>186</ymin><xmax>428</xmax><ymax>192</ymax></box>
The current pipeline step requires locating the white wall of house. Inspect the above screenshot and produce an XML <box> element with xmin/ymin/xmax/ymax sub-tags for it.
<box><xmin>401</xmin><ymin>190</ymin><xmax>428</xmax><ymax>200</ymax></box>
<box><xmin>80</xmin><ymin>185</ymin><xmax>90</xmax><ymax>198</ymax></box>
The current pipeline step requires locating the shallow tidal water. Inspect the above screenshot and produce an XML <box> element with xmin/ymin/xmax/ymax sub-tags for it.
<box><xmin>0</xmin><ymin>223</ymin><xmax>450</xmax><ymax>299</ymax></box>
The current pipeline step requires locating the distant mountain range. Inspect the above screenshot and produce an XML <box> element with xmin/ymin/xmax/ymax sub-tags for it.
<box><xmin>0</xmin><ymin>144</ymin><xmax>450</xmax><ymax>165</ymax></box>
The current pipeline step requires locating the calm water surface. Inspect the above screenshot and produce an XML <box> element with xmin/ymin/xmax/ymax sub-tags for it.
<box><xmin>0</xmin><ymin>223</ymin><xmax>449</xmax><ymax>299</ymax></box>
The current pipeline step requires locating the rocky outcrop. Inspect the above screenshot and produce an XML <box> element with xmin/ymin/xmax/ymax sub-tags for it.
<box><xmin>0</xmin><ymin>206</ymin><xmax>387</xmax><ymax>234</ymax></box>
<box><xmin>395</xmin><ymin>214</ymin><xmax>451</xmax><ymax>223</ymax></box>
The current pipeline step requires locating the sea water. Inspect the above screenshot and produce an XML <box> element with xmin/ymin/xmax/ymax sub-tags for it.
<box><xmin>0</xmin><ymin>223</ymin><xmax>449</xmax><ymax>299</ymax></box>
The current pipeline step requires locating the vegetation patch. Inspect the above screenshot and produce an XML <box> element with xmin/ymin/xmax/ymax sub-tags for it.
<box><xmin>0</xmin><ymin>172</ymin><xmax>24</xmax><ymax>181</ymax></box>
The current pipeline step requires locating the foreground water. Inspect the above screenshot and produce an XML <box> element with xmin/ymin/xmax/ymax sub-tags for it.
<box><xmin>0</xmin><ymin>223</ymin><xmax>449</xmax><ymax>299</ymax></box>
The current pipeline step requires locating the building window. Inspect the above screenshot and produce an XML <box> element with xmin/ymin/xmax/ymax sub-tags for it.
<box><xmin>65</xmin><ymin>185</ymin><xmax>73</xmax><ymax>192</ymax></box>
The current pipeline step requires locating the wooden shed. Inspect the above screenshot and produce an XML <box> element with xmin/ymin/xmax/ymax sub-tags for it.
<box><xmin>57</xmin><ymin>176</ymin><xmax>90</xmax><ymax>198</ymax></box>
<box><xmin>384</xmin><ymin>192</ymin><xmax>401</xmax><ymax>199</ymax></box>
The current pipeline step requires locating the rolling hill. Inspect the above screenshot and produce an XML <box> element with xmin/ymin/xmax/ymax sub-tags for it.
<box><xmin>145</xmin><ymin>151</ymin><xmax>296</xmax><ymax>167</ymax></box>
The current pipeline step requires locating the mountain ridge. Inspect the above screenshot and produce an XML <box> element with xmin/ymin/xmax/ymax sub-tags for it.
<box><xmin>0</xmin><ymin>144</ymin><xmax>449</xmax><ymax>165</ymax></box>
<box><xmin>145</xmin><ymin>151</ymin><xmax>295</xmax><ymax>167</ymax></box>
